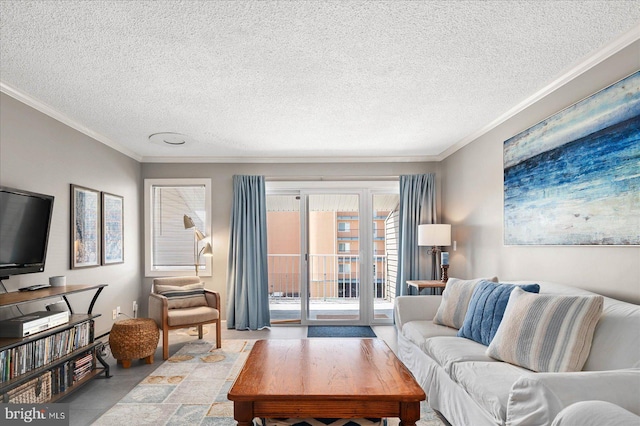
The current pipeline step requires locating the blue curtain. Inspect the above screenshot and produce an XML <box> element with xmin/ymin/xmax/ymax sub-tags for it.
<box><xmin>396</xmin><ymin>174</ymin><xmax>437</xmax><ymax>296</ymax></box>
<box><xmin>226</xmin><ymin>175</ymin><xmax>271</xmax><ymax>330</ymax></box>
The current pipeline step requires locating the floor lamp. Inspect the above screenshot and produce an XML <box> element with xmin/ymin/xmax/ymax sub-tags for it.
<box><xmin>418</xmin><ymin>224</ymin><xmax>451</xmax><ymax>282</ymax></box>
<box><xmin>183</xmin><ymin>214</ymin><xmax>212</xmax><ymax>276</ymax></box>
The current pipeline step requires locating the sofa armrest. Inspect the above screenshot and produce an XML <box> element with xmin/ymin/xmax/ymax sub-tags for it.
<box><xmin>507</xmin><ymin>369</ymin><xmax>640</xmax><ymax>426</ymax></box>
<box><xmin>551</xmin><ymin>401</ymin><xmax>640</xmax><ymax>426</ymax></box>
<box><xmin>394</xmin><ymin>295</ymin><xmax>442</xmax><ymax>331</ymax></box>
<box><xmin>148</xmin><ymin>292</ymin><xmax>167</xmax><ymax>328</ymax></box>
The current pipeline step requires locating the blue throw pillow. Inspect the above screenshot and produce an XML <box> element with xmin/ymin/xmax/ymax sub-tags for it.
<box><xmin>457</xmin><ymin>280</ymin><xmax>540</xmax><ymax>346</ymax></box>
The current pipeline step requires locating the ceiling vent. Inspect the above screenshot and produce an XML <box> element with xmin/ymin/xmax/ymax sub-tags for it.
<box><xmin>148</xmin><ymin>132</ymin><xmax>194</xmax><ymax>147</ymax></box>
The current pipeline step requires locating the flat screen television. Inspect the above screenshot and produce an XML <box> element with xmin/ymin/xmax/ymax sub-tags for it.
<box><xmin>0</xmin><ymin>186</ymin><xmax>55</xmax><ymax>279</ymax></box>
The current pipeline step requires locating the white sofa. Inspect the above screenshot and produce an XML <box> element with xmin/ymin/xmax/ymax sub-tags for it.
<box><xmin>394</xmin><ymin>281</ymin><xmax>640</xmax><ymax>426</ymax></box>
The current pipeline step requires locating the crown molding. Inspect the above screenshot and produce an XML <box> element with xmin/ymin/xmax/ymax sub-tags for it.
<box><xmin>0</xmin><ymin>80</ymin><xmax>439</xmax><ymax>165</ymax></box>
<box><xmin>0</xmin><ymin>81</ymin><xmax>143</xmax><ymax>162</ymax></box>
<box><xmin>438</xmin><ymin>24</ymin><xmax>640</xmax><ymax>161</ymax></box>
<box><xmin>3</xmin><ymin>23</ymin><xmax>638</xmax><ymax>165</ymax></box>
<box><xmin>140</xmin><ymin>155</ymin><xmax>440</xmax><ymax>164</ymax></box>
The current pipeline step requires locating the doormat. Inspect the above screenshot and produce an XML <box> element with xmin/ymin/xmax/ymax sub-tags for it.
<box><xmin>307</xmin><ymin>326</ymin><xmax>376</xmax><ymax>338</ymax></box>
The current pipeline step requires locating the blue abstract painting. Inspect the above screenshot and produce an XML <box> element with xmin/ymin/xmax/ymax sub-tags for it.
<box><xmin>504</xmin><ymin>71</ymin><xmax>640</xmax><ymax>245</ymax></box>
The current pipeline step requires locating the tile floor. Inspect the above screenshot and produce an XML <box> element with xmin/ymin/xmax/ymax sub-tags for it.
<box><xmin>64</xmin><ymin>323</ymin><xmax>400</xmax><ymax>426</ymax></box>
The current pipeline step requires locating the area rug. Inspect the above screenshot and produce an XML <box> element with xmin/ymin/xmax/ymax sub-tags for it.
<box><xmin>92</xmin><ymin>339</ymin><xmax>444</xmax><ymax>426</ymax></box>
<box><xmin>176</xmin><ymin>326</ymin><xmax>209</xmax><ymax>336</ymax></box>
<box><xmin>307</xmin><ymin>326</ymin><xmax>376</xmax><ymax>338</ymax></box>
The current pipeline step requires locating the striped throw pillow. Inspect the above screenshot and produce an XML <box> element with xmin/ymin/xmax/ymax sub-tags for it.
<box><xmin>486</xmin><ymin>287</ymin><xmax>604</xmax><ymax>372</ymax></box>
<box><xmin>433</xmin><ymin>277</ymin><xmax>498</xmax><ymax>329</ymax></box>
<box><xmin>154</xmin><ymin>282</ymin><xmax>207</xmax><ymax>309</ymax></box>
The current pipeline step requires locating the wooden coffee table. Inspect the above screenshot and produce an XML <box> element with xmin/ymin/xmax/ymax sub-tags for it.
<box><xmin>228</xmin><ymin>338</ymin><xmax>426</xmax><ymax>426</ymax></box>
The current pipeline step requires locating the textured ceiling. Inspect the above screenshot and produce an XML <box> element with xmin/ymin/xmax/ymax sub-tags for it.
<box><xmin>1</xmin><ymin>1</ymin><xmax>639</xmax><ymax>162</ymax></box>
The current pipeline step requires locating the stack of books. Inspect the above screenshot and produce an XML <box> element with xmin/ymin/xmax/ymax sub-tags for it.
<box><xmin>72</xmin><ymin>352</ymin><xmax>93</xmax><ymax>383</ymax></box>
<box><xmin>51</xmin><ymin>360</ymin><xmax>72</xmax><ymax>394</ymax></box>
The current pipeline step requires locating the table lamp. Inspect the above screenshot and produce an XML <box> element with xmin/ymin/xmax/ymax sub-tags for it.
<box><xmin>418</xmin><ymin>224</ymin><xmax>451</xmax><ymax>282</ymax></box>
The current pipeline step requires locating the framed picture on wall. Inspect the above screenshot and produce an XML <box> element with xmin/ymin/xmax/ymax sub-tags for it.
<box><xmin>71</xmin><ymin>184</ymin><xmax>101</xmax><ymax>269</ymax></box>
<box><xmin>503</xmin><ymin>71</ymin><xmax>640</xmax><ymax>246</ymax></box>
<box><xmin>102</xmin><ymin>192</ymin><xmax>124</xmax><ymax>265</ymax></box>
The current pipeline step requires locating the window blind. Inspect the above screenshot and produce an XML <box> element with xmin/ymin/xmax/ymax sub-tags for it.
<box><xmin>151</xmin><ymin>185</ymin><xmax>206</xmax><ymax>270</ymax></box>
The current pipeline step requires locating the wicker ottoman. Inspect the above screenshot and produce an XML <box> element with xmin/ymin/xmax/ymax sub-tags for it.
<box><xmin>109</xmin><ymin>318</ymin><xmax>159</xmax><ymax>368</ymax></box>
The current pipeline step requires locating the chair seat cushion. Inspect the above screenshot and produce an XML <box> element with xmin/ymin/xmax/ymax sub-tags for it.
<box><xmin>167</xmin><ymin>306</ymin><xmax>219</xmax><ymax>327</ymax></box>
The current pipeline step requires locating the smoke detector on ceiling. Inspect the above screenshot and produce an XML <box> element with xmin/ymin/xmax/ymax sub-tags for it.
<box><xmin>149</xmin><ymin>132</ymin><xmax>195</xmax><ymax>146</ymax></box>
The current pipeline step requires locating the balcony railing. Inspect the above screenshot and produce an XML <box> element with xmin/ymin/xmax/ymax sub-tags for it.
<box><xmin>267</xmin><ymin>254</ymin><xmax>391</xmax><ymax>302</ymax></box>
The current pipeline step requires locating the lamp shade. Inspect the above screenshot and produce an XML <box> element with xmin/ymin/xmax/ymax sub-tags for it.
<box><xmin>418</xmin><ymin>224</ymin><xmax>451</xmax><ymax>246</ymax></box>
<box><xmin>183</xmin><ymin>214</ymin><xmax>196</xmax><ymax>229</ymax></box>
<box><xmin>201</xmin><ymin>242</ymin><xmax>213</xmax><ymax>257</ymax></box>
<box><xmin>194</xmin><ymin>229</ymin><xmax>206</xmax><ymax>241</ymax></box>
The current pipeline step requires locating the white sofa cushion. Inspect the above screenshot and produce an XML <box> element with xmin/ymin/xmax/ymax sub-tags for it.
<box><xmin>583</xmin><ymin>299</ymin><xmax>640</xmax><ymax>371</ymax></box>
<box><xmin>450</xmin><ymin>361</ymin><xmax>530</xmax><ymax>424</ymax></box>
<box><xmin>402</xmin><ymin>321</ymin><xmax>458</xmax><ymax>349</ymax></box>
<box><xmin>398</xmin><ymin>333</ymin><xmax>499</xmax><ymax>426</ymax></box>
<box><xmin>423</xmin><ymin>336</ymin><xmax>497</xmax><ymax>374</ymax></box>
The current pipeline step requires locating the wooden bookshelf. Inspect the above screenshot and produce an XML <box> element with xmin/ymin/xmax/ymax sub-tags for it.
<box><xmin>0</xmin><ymin>341</ymin><xmax>104</xmax><ymax>393</ymax></box>
<box><xmin>0</xmin><ymin>284</ymin><xmax>110</xmax><ymax>402</ymax></box>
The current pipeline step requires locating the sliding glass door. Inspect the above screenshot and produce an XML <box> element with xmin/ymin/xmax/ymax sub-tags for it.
<box><xmin>307</xmin><ymin>192</ymin><xmax>361</xmax><ymax>323</ymax></box>
<box><xmin>266</xmin><ymin>194</ymin><xmax>302</xmax><ymax>324</ymax></box>
<box><xmin>372</xmin><ymin>192</ymin><xmax>400</xmax><ymax>323</ymax></box>
<box><xmin>267</xmin><ymin>182</ymin><xmax>398</xmax><ymax>325</ymax></box>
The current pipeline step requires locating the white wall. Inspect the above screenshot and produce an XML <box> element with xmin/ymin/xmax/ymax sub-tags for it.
<box><xmin>441</xmin><ymin>41</ymin><xmax>640</xmax><ymax>303</ymax></box>
<box><xmin>0</xmin><ymin>93</ymin><xmax>142</xmax><ymax>335</ymax></box>
<box><xmin>141</xmin><ymin>162</ymin><xmax>438</xmax><ymax>318</ymax></box>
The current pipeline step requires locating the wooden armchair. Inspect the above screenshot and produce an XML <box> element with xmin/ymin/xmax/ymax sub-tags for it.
<box><xmin>148</xmin><ymin>276</ymin><xmax>221</xmax><ymax>360</ymax></box>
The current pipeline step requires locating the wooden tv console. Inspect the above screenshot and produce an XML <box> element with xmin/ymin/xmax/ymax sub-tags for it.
<box><xmin>0</xmin><ymin>284</ymin><xmax>110</xmax><ymax>402</ymax></box>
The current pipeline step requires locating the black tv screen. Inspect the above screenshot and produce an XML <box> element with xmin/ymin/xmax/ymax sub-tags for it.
<box><xmin>0</xmin><ymin>186</ymin><xmax>54</xmax><ymax>278</ymax></box>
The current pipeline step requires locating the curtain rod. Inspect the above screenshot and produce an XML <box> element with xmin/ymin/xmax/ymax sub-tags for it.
<box><xmin>265</xmin><ymin>175</ymin><xmax>400</xmax><ymax>182</ymax></box>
